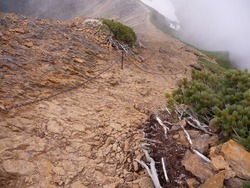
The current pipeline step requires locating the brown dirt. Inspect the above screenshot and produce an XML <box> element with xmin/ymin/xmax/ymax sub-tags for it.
<box><xmin>142</xmin><ymin>112</ymin><xmax>196</xmax><ymax>188</ymax></box>
<box><xmin>0</xmin><ymin>12</ymin><xmax>200</xmax><ymax>187</ymax></box>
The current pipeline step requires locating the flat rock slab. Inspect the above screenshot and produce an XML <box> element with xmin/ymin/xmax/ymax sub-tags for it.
<box><xmin>199</xmin><ymin>170</ymin><xmax>225</xmax><ymax>188</ymax></box>
<box><xmin>221</xmin><ymin>140</ymin><xmax>250</xmax><ymax>179</ymax></box>
<box><xmin>2</xmin><ymin>160</ymin><xmax>35</xmax><ymax>176</ymax></box>
<box><xmin>182</xmin><ymin>150</ymin><xmax>215</xmax><ymax>180</ymax></box>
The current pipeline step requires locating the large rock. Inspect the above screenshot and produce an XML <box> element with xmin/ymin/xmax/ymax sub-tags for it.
<box><xmin>209</xmin><ymin>146</ymin><xmax>229</xmax><ymax>171</ymax></box>
<box><xmin>182</xmin><ymin>150</ymin><xmax>215</xmax><ymax>180</ymax></box>
<box><xmin>2</xmin><ymin>160</ymin><xmax>35</xmax><ymax>176</ymax></box>
<box><xmin>225</xmin><ymin>177</ymin><xmax>244</xmax><ymax>188</ymax></box>
<box><xmin>221</xmin><ymin>140</ymin><xmax>250</xmax><ymax>179</ymax></box>
<box><xmin>199</xmin><ymin>171</ymin><xmax>225</xmax><ymax>188</ymax></box>
<box><xmin>192</xmin><ymin>134</ymin><xmax>211</xmax><ymax>154</ymax></box>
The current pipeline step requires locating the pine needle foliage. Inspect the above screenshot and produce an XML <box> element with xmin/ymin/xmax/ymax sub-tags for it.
<box><xmin>100</xmin><ymin>18</ymin><xmax>137</xmax><ymax>46</ymax></box>
<box><xmin>167</xmin><ymin>69</ymin><xmax>250</xmax><ymax>150</ymax></box>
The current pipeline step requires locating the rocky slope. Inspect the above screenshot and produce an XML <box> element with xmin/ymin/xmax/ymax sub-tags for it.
<box><xmin>0</xmin><ymin>12</ymin><xmax>199</xmax><ymax>188</ymax></box>
<box><xmin>0</xmin><ymin>0</ymin><xmax>171</xmax><ymax>41</ymax></box>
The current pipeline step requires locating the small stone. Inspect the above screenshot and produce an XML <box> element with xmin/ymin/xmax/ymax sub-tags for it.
<box><xmin>186</xmin><ymin>178</ymin><xmax>200</xmax><ymax>188</ymax></box>
<box><xmin>71</xmin><ymin>181</ymin><xmax>84</xmax><ymax>188</ymax></box>
<box><xmin>199</xmin><ymin>170</ymin><xmax>225</xmax><ymax>188</ymax></box>
<box><xmin>73</xmin><ymin>58</ymin><xmax>84</xmax><ymax>63</ymax></box>
<box><xmin>178</xmin><ymin>130</ymin><xmax>190</xmax><ymax>147</ymax></box>
<box><xmin>24</xmin><ymin>42</ymin><xmax>33</xmax><ymax>48</ymax></box>
<box><xmin>173</xmin><ymin>134</ymin><xmax>180</xmax><ymax>139</ymax></box>
<box><xmin>2</xmin><ymin>160</ymin><xmax>35</xmax><ymax>176</ymax></box>
<box><xmin>139</xmin><ymin>177</ymin><xmax>154</xmax><ymax>188</ymax></box>
<box><xmin>190</xmin><ymin>63</ymin><xmax>203</xmax><ymax>71</ymax></box>
<box><xmin>171</xmin><ymin>125</ymin><xmax>181</xmax><ymax>131</ymax></box>
<box><xmin>14</xmin><ymin>28</ymin><xmax>25</xmax><ymax>33</ymax></box>
<box><xmin>47</xmin><ymin>120</ymin><xmax>63</xmax><ymax>134</ymax></box>
<box><xmin>208</xmin><ymin>118</ymin><xmax>219</xmax><ymax>133</ymax></box>
<box><xmin>133</xmin><ymin>161</ymin><xmax>139</xmax><ymax>172</ymax></box>
<box><xmin>210</xmin><ymin>155</ymin><xmax>229</xmax><ymax>171</ymax></box>
<box><xmin>192</xmin><ymin>134</ymin><xmax>210</xmax><ymax>154</ymax></box>
<box><xmin>53</xmin><ymin>167</ymin><xmax>66</xmax><ymax>176</ymax></box>
<box><xmin>180</xmin><ymin>119</ymin><xmax>187</xmax><ymax>127</ymax></box>
<box><xmin>221</xmin><ymin>140</ymin><xmax>250</xmax><ymax>179</ymax></box>
<box><xmin>208</xmin><ymin>135</ymin><xmax>219</xmax><ymax>147</ymax></box>
<box><xmin>125</xmin><ymin>173</ymin><xmax>135</xmax><ymax>182</ymax></box>
<box><xmin>124</xmin><ymin>139</ymin><xmax>130</xmax><ymax>151</ymax></box>
<box><xmin>224</xmin><ymin>167</ymin><xmax>236</xmax><ymax>179</ymax></box>
<box><xmin>112</xmin><ymin>143</ymin><xmax>118</xmax><ymax>151</ymax></box>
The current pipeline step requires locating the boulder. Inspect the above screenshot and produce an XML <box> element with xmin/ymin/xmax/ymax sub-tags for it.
<box><xmin>221</xmin><ymin>140</ymin><xmax>250</xmax><ymax>179</ymax></box>
<box><xmin>198</xmin><ymin>170</ymin><xmax>225</xmax><ymax>188</ymax></box>
<box><xmin>182</xmin><ymin>150</ymin><xmax>215</xmax><ymax>180</ymax></box>
<box><xmin>225</xmin><ymin>177</ymin><xmax>244</xmax><ymax>188</ymax></box>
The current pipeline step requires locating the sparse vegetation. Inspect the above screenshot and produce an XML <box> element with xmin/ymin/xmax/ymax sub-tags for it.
<box><xmin>200</xmin><ymin>50</ymin><xmax>234</xmax><ymax>69</ymax></box>
<box><xmin>167</xmin><ymin>66</ymin><xmax>250</xmax><ymax>150</ymax></box>
<box><xmin>198</xmin><ymin>57</ymin><xmax>226</xmax><ymax>73</ymax></box>
<box><xmin>100</xmin><ymin>18</ymin><xmax>137</xmax><ymax>46</ymax></box>
<box><xmin>243</xmin><ymin>180</ymin><xmax>250</xmax><ymax>188</ymax></box>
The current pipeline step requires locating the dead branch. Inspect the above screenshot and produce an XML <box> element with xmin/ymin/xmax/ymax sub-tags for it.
<box><xmin>156</xmin><ymin>116</ymin><xmax>169</xmax><ymax>139</ymax></box>
<box><xmin>192</xmin><ymin>149</ymin><xmax>211</xmax><ymax>163</ymax></box>
<box><xmin>180</xmin><ymin>125</ymin><xmax>193</xmax><ymax>145</ymax></box>
<box><xmin>186</xmin><ymin>117</ymin><xmax>212</xmax><ymax>134</ymax></box>
<box><xmin>135</xmin><ymin>149</ymin><xmax>162</xmax><ymax>188</ymax></box>
<box><xmin>161</xmin><ymin>157</ymin><xmax>170</xmax><ymax>183</ymax></box>
<box><xmin>165</xmin><ymin>107</ymin><xmax>171</xmax><ymax>115</ymax></box>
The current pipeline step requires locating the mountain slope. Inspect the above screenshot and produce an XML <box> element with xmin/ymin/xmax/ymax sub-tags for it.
<box><xmin>0</xmin><ymin>12</ymin><xmax>199</xmax><ymax>187</ymax></box>
<box><xmin>1</xmin><ymin>0</ymin><xmax>174</xmax><ymax>41</ymax></box>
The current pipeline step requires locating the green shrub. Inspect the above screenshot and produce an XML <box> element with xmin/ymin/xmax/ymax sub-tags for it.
<box><xmin>167</xmin><ymin>69</ymin><xmax>250</xmax><ymax>150</ymax></box>
<box><xmin>200</xmin><ymin>50</ymin><xmax>234</xmax><ymax>69</ymax></box>
<box><xmin>243</xmin><ymin>180</ymin><xmax>250</xmax><ymax>188</ymax></box>
<box><xmin>100</xmin><ymin>18</ymin><xmax>137</xmax><ymax>46</ymax></box>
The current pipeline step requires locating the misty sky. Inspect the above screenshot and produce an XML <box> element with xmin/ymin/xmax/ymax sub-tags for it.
<box><xmin>142</xmin><ymin>0</ymin><xmax>250</xmax><ymax>70</ymax></box>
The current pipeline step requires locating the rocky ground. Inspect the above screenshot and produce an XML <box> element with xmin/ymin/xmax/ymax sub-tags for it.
<box><xmin>1</xmin><ymin>13</ymin><xmax>249</xmax><ymax>188</ymax></box>
<box><xmin>0</xmin><ymin>13</ymin><xmax>197</xmax><ymax>188</ymax></box>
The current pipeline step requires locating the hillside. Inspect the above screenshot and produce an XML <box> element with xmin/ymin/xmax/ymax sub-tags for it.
<box><xmin>0</xmin><ymin>12</ymin><xmax>200</xmax><ymax>187</ymax></box>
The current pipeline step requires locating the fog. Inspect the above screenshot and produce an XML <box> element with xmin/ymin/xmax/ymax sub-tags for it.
<box><xmin>141</xmin><ymin>0</ymin><xmax>250</xmax><ymax>70</ymax></box>
<box><xmin>1</xmin><ymin>0</ymin><xmax>250</xmax><ymax>69</ymax></box>
<box><xmin>153</xmin><ymin>0</ymin><xmax>250</xmax><ymax>70</ymax></box>
<box><xmin>140</xmin><ymin>0</ymin><xmax>179</xmax><ymax>23</ymax></box>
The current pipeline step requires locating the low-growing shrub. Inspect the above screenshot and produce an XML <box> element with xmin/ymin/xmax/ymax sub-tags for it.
<box><xmin>243</xmin><ymin>180</ymin><xmax>250</xmax><ymax>188</ymax></box>
<box><xmin>100</xmin><ymin>18</ymin><xmax>137</xmax><ymax>46</ymax></box>
<box><xmin>167</xmin><ymin>69</ymin><xmax>250</xmax><ymax>150</ymax></box>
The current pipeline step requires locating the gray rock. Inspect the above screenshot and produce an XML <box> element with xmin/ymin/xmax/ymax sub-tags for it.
<box><xmin>2</xmin><ymin>160</ymin><xmax>35</xmax><ymax>176</ymax></box>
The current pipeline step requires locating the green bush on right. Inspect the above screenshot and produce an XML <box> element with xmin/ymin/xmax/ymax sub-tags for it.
<box><xmin>167</xmin><ymin>68</ymin><xmax>250</xmax><ymax>150</ymax></box>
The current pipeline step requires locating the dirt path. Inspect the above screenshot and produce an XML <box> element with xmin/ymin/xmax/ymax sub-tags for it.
<box><xmin>0</xmin><ymin>60</ymin><xmax>180</xmax><ymax>187</ymax></box>
<box><xmin>0</xmin><ymin>12</ymin><xmax>199</xmax><ymax>187</ymax></box>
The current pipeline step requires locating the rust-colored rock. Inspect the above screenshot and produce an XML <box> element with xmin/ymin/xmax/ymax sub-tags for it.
<box><xmin>210</xmin><ymin>155</ymin><xmax>229</xmax><ymax>171</ymax></box>
<box><xmin>24</xmin><ymin>41</ymin><xmax>33</xmax><ymax>48</ymax></box>
<box><xmin>208</xmin><ymin>118</ymin><xmax>219</xmax><ymax>133</ymax></box>
<box><xmin>186</xmin><ymin>178</ymin><xmax>200</xmax><ymax>188</ymax></box>
<box><xmin>182</xmin><ymin>150</ymin><xmax>215</xmax><ymax>180</ymax></box>
<box><xmin>2</xmin><ymin>160</ymin><xmax>35</xmax><ymax>176</ymax></box>
<box><xmin>221</xmin><ymin>140</ymin><xmax>250</xmax><ymax>179</ymax></box>
<box><xmin>224</xmin><ymin>166</ymin><xmax>236</xmax><ymax>179</ymax></box>
<box><xmin>192</xmin><ymin>134</ymin><xmax>210</xmax><ymax>154</ymax></box>
<box><xmin>198</xmin><ymin>170</ymin><xmax>225</xmax><ymax>188</ymax></box>
<box><xmin>225</xmin><ymin>177</ymin><xmax>244</xmax><ymax>188</ymax></box>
